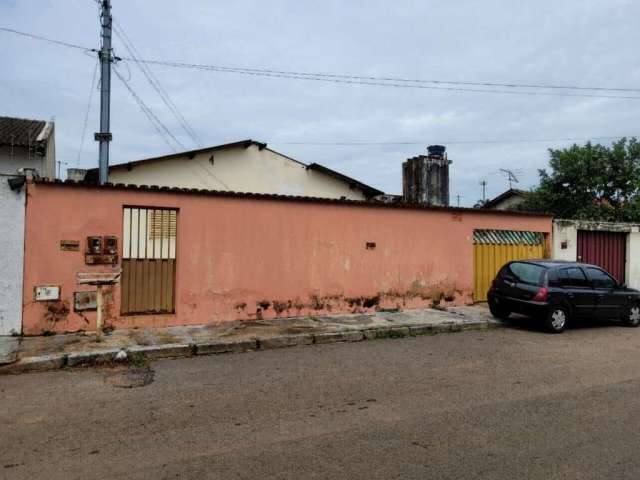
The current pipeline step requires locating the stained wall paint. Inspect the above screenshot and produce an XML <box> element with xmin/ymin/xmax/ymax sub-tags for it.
<box><xmin>22</xmin><ymin>182</ymin><xmax>552</xmax><ymax>335</ymax></box>
<box><xmin>0</xmin><ymin>179</ymin><xmax>25</xmax><ymax>335</ymax></box>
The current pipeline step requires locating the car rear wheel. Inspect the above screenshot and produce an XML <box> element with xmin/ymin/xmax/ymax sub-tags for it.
<box><xmin>625</xmin><ymin>304</ymin><xmax>640</xmax><ymax>327</ymax></box>
<box><xmin>546</xmin><ymin>307</ymin><xmax>568</xmax><ymax>333</ymax></box>
<box><xmin>489</xmin><ymin>301</ymin><xmax>510</xmax><ymax>320</ymax></box>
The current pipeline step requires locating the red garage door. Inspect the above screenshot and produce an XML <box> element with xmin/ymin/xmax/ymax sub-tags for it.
<box><xmin>577</xmin><ymin>230</ymin><xmax>627</xmax><ymax>283</ymax></box>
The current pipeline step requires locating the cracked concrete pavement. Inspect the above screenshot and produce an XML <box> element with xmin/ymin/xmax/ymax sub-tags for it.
<box><xmin>1</xmin><ymin>305</ymin><xmax>497</xmax><ymax>373</ymax></box>
<box><xmin>2</xmin><ymin>317</ymin><xmax>640</xmax><ymax>479</ymax></box>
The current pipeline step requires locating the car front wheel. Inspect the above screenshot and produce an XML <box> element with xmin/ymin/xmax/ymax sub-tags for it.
<box><xmin>625</xmin><ymin>304</ymin><xmax>640</xmax><ymax>327</ymax></box>
<box><xmin>546</xmin><ymin>307</ymin><xmax>568</xmax><ymax>333</ymax></box>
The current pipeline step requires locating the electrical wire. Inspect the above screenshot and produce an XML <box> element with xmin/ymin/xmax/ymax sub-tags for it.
<box><xmin>0</xmin><ymin>27</ymin><xmax>92</xmax><ymax>51</ymax></box>
<box><xmin>113</xmin><ymin>67</ymin><xmax>185</xmax><ymax>152</ymax></box>
<box><xmin>129</xmin><ymin>60</ymin><xmax>640</xmax><ymax>100</ymax></box>
<box><xmin>113</xmin><ymin>20</ymin><xmax>204</xmax><ymax>148</ymax></box>
<box><xmin>132</xmin><ymin>60</ymin><xmax>640</xmax><ymax>95</ymax></box>
<box><xmin>75</xmin><ymin>59</ymin><xmax>100</xmax><ymax>167</ymax></box>
<box><xmin>271</xmin><ymin>136</ymin><xmax>634</xmax><ymax>146</ymax></box>
<box><xmin>3</xmin><ymin>27</ymin><xmax>640</xmax><ymax>100</ymax></box>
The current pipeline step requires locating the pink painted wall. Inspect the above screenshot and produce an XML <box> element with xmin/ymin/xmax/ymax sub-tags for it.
<box><xmin>22</xmin><ymin>182</ymin><xmax>552</xmax><ymax>335</ymax></box>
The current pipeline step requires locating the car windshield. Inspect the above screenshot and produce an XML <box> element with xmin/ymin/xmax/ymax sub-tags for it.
<box><xmin>507</xmin><ymin>262</ymin><xmax>545</xmax><ymax>286</ymax></box>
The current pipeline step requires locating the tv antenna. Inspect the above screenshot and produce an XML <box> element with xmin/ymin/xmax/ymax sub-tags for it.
<box><xmin>499</xmin><ymin>169</ymin><xmax>520</xmax><ymax>189</ymax></box>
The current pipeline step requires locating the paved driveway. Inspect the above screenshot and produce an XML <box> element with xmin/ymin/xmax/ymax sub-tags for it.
<box><xmin>2</xmin><ymin>320</ymin><xmax>640</xmax><ymax>479</ymax></box>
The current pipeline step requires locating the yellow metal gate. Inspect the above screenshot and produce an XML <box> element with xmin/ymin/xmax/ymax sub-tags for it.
<box><xmin>473</xmin><ymin>230</ymin><xmax>546</xmax><ymax>302</ymax></box>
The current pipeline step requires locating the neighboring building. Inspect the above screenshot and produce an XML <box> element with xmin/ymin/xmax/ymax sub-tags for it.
<box><xmin>553</xmin><ymin>219</ymin><xmax>640</xmax><ymax>289</ymax></box>
<box><xmin>0</xmin><ymin>116</ymin><xmax>56</xmax><ymax>178</ymax></box>
<box><xmin>481</xmin><ymin>189</ymin><xmax>527</xmax><ymax>211</ymax></box>
<box><xmin>21</xmin><ymin>178</ymin><xmax>551</xmax><ymax>335</ymax></box>
<box><xmin>83</xmin><ymin>140</ymin><xmax>383</xmax><ymax>201</ymax></box>
<box><xmin>0</xmin><ymin>115</ymin><xmax>56</xmax><ymax>335</ymax></box>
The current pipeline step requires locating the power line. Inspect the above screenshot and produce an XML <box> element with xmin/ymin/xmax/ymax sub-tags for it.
<box><xmin>134</xmin><ymin>60</ymin><xmax>640</xmax><ymax>95</ymax></box>
<box><xmin>112</xmin><ymin>20</ymin><xmax>204</xmax><ymax>148</ymax></box>
<box><xmin>75</xmin><ymin>59</ymin><xmax>100</xmax><ymax>167</ymax></box>
<box><xmin>0</xmin><ymin>26</ymin><xmax>91</xmax><ymax>51</ymax></box>
<box><xmin>130</xmin><ymin>60</ymin><xmax>640</xmax><ymax>100</ymax></box>
<box><xmin>1</xmin><ymin>27</ymin><xmax>635</xmax><ymax>149</ymax></box>
<box><xmin>270</xmin><ymin>135</ymin><xmax>634</xmax><ymax>146</ymax></box>
<box><xmin>3</xmin><ymin>27</ymin><xmax>640</xmax><ymax>100</ymax></box>
<box><xmin>113</xmin><ymin>67</ymin><xmax>185</xmax><ymax>152</ymax></box>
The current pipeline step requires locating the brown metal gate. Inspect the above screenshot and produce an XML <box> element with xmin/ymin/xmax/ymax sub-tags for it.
<box><xmin>121</xmin><ymin>207</ymin><xmax>177</xmax><ymax>314</ymax></box>
<box><xmin>577</xmin><ymin>230</ymin><xmax>626</xmax><ymax>283</ymax></box>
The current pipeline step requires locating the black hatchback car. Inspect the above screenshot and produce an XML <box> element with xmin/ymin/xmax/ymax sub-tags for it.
<box><xmin>487</xmin><ymin>260</ymin><xmax>640</xmax><ymax>333</ymax></box>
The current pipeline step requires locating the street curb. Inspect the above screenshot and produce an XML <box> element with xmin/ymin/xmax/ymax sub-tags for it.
<box><xmin>313</xmin><ymin>330</ymin><xmax>364</xmax><ymax>344</ymax></box>
<box><xmin>127</xmin><ymin>343</ymin><xmax>194</xmax><ymax>360</ymax></box>
<box><xmin>67</xmin><ymin>349</ymin><xmax>121</xmax><ymax>367</ymax></box>
<box><xmin>363</xmin><ymin>326</ymin><xmax>410</xmax><ymax>340</ymax></box>
<box><xmin>0</xmin><ymin>337</ymin><xmax>20</xmax><ymax>365</ymax></box>
<box><xmin>196</xmin><ymin>339</ymin><xmax>258</xmax><ymax>355</ymax></box>
<box><xmin>0</xmin><ymin>353</ymin><xmax>68</xmax><ymax>374</ymax></box>
<box><xmin>0</xmin><ymin>319</ymin><xmax>500</xmax><ymax>374</ymax></box>
<box><xmin>259</xmin><ymin>333</ymin><xmax>314</xmax><ymax>350</ymax></box>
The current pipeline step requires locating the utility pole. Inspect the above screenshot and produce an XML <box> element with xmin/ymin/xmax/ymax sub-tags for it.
<box><xmin>480</xmin><ymin>180</ymin><xmax>487</xmax><ymax>202</ymax></box>
<box><xmin>95</xmin><ymin>0</ymin><xmax>113</xmax><ymax>185</ymax></box>
<box><xmin>456</xmin><ymin>194</ymin><xmax>461</xmax><ymax>207</ymax></box>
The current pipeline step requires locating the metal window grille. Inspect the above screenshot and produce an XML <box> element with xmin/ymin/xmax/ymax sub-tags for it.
<box><xmin>121</xmin><ymin>207</ymin><xmax>177</xmax><ymax>314</ymax></box>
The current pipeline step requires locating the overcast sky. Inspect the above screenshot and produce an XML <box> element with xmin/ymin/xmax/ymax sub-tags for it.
<box><xmin>1</xmin><ymin>0</ymin><xmax>639</xmax><ymax>205</ymax></box>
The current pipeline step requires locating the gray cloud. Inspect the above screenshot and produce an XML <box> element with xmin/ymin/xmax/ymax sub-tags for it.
<box><xmin>1</xmin><ymin>0</ymin><xmax>639</xmax><ymax>205</ymax></box>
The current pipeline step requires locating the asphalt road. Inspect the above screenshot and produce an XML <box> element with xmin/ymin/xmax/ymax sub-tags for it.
<box><xmin>2</xmin><ymin>318</ymin><xmax>640</xmax><ymax>479</ymax></box>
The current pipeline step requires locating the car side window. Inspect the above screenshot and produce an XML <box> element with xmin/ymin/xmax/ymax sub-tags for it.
<box><xmin>585</xmin><ymin>267</ymin><xmax>617</xmax><ymax>289</ymax></box>
<box><xmin>558</xmin><ymin>267</ymin><xmax>589</xmax><ymax>288</ymax></box>
<box><xmin>508</xmin><ymin>262</ymin><xmax>545</xmax><ymax>286</ymax></box>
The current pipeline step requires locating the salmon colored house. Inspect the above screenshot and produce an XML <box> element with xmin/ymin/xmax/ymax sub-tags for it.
<box><xmin>21</xmin><ymin>179</ymin><xmax>552</xmax><ymax>335</ymax></box>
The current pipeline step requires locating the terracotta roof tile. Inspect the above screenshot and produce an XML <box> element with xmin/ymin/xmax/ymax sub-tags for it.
<box><xmin>32</xmin><ymin>177</ymin><xmax>552</xmax><ymax>218</ymax></box>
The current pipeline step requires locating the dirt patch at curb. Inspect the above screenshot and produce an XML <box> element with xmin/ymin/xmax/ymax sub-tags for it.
<box><xmin>104</xmin><ymin>366</ymin><xmax>155</xmax><ymax>388</ymax></box>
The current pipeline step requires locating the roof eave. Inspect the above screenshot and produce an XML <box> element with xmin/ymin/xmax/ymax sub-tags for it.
<box><xmin>31</xmin><ymin>177</ymin><xmax>551</xmax><ymax>218</ymax></box>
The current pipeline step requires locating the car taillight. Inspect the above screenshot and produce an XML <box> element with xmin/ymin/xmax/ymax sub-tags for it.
<box><xmin>533</xmin><ymin>287</ymin><xmax>548</xmax><ymax>302</ymax></box>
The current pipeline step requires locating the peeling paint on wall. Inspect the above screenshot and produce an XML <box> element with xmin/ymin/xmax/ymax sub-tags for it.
<box><xmin>22</xmin><ymin>182</ymin><xmax>552</xmax><ymax>334</ymax></box>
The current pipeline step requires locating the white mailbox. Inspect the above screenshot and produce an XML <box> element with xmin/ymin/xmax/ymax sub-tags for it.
<box><xmin>34</xmin><ymin>285</ymin><xmax>61</xmax><ymax>302</ymax></box>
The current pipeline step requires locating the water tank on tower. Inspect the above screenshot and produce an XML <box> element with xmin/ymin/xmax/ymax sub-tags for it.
<box><xmin>402</xmin><ymin>145</ymin><xmax>451</xmax><ymax>206</ymax></box>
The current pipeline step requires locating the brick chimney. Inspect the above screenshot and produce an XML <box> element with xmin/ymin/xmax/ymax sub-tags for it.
<box><xmin>402</xmin><ymin>145</ymin><xmax>451</xmax><ymax>206</ymax></box>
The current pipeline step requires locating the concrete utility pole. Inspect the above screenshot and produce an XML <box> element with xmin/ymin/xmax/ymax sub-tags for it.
<box><xmin>480</xmin><ymin>180</ymin><xmax>487</xmax><ymax>201</ymax></box>
<box><xmin>95</xmin><ymin>0</ymin><xmax>113</xmax><ymax>185</ymax></box>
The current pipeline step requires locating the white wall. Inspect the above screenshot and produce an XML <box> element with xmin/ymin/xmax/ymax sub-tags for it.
<box><xmin>626</xmin><ymin>232</ymin><xmax>640</xmax><ymax>290</ymax></box>
<box><xmin>0</xmin><ymin>145</ymin><xmax>44</xmax><ymax>175</ymax></box>
<box><xmin>108</xmin><ymin>144</ymin><xmax>368</xmax><ymax>201</ymax></box>
<box><xmin>0</xmin><ymin>178</ymin><xmax>24</xmax><ymax>335</ymax></box>
<box><xmin>490</xmin><ymin>195</ymin><xmax>525</xmax><ymax>211</ymax></box>
<box><xmin>552</xmin><ymin>221</ymin><xmax>578</xmax><ymax>261</ymax></box>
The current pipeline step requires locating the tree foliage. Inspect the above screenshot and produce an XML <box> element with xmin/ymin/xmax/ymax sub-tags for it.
<box><xmin>519</xmin><ymin>138</ymin><xmax>640</xmax><ymax>221</ymax></box>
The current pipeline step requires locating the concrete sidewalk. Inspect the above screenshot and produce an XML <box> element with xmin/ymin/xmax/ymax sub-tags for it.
<box><xmin>0</xmin><ymin>304</ymin><xmax>499</xmax><ymax>374</ymax></box>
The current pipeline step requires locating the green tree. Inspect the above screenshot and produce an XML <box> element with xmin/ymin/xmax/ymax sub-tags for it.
<box><xmin>519</xmin><ymin>138</ymin><xmax>640</xmax><ymax>221</ymax></box>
